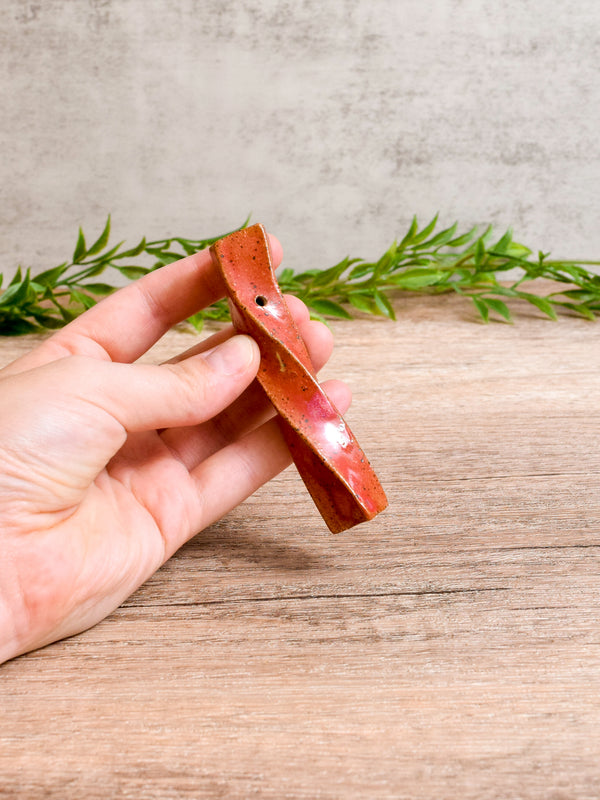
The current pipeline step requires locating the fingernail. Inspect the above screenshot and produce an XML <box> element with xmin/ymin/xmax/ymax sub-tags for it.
<box><xmin>203</xmin><ymin>335</ymin><xmax>257</xmax><ymax>376</ymax></box>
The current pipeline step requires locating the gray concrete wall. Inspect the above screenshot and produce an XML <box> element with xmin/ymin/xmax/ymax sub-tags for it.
<box><xmin>1</xmin><ymin>0</ymin><xmax>599</xmax><ymax>279</ymax></box>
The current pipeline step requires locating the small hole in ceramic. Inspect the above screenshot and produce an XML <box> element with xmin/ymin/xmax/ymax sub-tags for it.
<box><xmin>255</xmin><ymin>295</ymin><xmax>267</xmax><ymax>307</ymax></box>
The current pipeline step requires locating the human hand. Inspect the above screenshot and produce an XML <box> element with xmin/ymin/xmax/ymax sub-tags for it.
<box><xmin>0</xmin><ymin>237</ymin><xmax>350</xmax><ymax>664</ymax></box>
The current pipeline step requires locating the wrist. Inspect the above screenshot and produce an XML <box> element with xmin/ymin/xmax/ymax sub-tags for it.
<box><xmin>0</xmin><ymin>598</ymin><xmax>20</xmax><ymax>666</ymax></box>
<box><xmin>0</xmin><ymin>555</ymin><xmax>24</xmax><ymax>666</ymax></box>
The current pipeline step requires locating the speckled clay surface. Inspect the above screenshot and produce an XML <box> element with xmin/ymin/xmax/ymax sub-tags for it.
<box><xmin>210</xmin><ymin>224</ymin><xmax>388</xmax><ymax>533</ymax></box>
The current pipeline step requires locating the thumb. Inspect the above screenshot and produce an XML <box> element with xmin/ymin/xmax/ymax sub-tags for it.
<box><xmin>0</xmin><ymin>335</ymin><xmax>260</xmax><ymax>511</ymax></box>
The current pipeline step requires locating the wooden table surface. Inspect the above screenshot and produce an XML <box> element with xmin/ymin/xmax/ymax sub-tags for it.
<box><xmin>1</xmin><ymin>290</ymin><xmax>599</xmax><ymax>799</ymax></box>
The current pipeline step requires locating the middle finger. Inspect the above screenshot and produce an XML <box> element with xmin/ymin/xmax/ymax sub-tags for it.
<box><xmin>160</xmin><ymin>309</ymin><xmax>334</xmax><ymax>470</ymax></box>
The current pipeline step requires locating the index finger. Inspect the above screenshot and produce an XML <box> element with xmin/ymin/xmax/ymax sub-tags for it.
<box><xmin>3</xmin><ymin>235</ymin><xmax>283</xmax><ymax>373</ymax></box>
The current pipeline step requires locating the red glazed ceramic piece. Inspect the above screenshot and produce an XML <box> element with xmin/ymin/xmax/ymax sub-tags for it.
<box><xmin>210</xmin><ymin>224</ymin><xmax>388</xmax><ymax>533</ymax></box>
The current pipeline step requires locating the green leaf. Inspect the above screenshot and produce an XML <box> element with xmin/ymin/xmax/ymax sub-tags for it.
<box><xmin>145</xmin><ymin>246</ymin><xmax>170</xmax><ymax>257</ymax></box>
<box><xmin>73</xmin><ymin>227</ymin><xmax>87</xmax><ymax>263</ymax></box>
<box><xmin>348</xmin><ymin>293</ymin><xmax>375</xmax><ymax>313</ymax></box>
<box><xmin>490</xmin><ymin>228</ymin><xmax>513</xmax><ymax>255</ymax></box>
<box><xmin>0</xmin><ymin>318</ymin><xmax>41</xmax><ymax>335</ymax></box>
<box><xmin>185</xmin><ymin>311</ymin><xmax>205</xmax><ymax>332</ymax></box>
<box><xmin>293</xmin><ymin>268</ymin><xmax>321</xmax><ymax>280</ymax></box>
<box><xmin>474</xmin><ymin>238</ymin><xmax>487</xmax><ymax>269</ymax></box>
<box><xmin>388</xmin><ymin>269</ymin><xmax>446</xmax><ymax>289</ymax></box>
<box><xmin>517</xmin><ymin>292</ymin><xmax>558</xmax><ymax>320</ymax></box>
<box><xmin>69</xmin><ymin>289</ymin><xmax>96</xmax><ymax>309</ymax></box>
<box><xmin>178</xmin><ymin>242</ymin><xmax>197</xmax><ymax>256</ymax></box>
<box><xmin>52</xmin><ymin>302</ymin><xmax>77</xmax><ymax>322</ymax></box>
<box><xmin>398</xmin><ymin>216</ymin><xmax>419</xmax><ymax>249</ymax></box>
<box><xmin>472</xmin><ymin>296</ymin><xmax>489</xmax><ymax>323</ymax></box>
<box><xmin>558</xmin><ymin>289</ymin><xmax>599</xmax><ymax>303</ymax></box>
<box><xmin>471</xmin><ymin>271</ymin><xmax>500</xmax><ymax>285</ymax></box>
<box><xmin>410</xmin><ymin>214</ymin><xmax>439</xmax><ymax>246</ymax></box>
<box><xmin>173</xmin><ymin>238</ymin><xmax>199</xmax><ymax>256</ymax></box>
<box><xmin>348</xmin><ymin>262</ymin><xmax>376</xmax><ymax>280</ymax></box>
<box><xmin>0</xmin><ymin>271</ymin><xmax>32</xmax><ymax>308</ymax></box>
<box><xmin>447</xmin><ymin>226</ymin><xmax>478</xmax><ymax>248</ymax></box>
<box><xmin>147</xmin><ymin>250</ymin><xmax>184</xmax><ymax>265</ymax></box>
<box><xmin>277</xmin><ymin>267</ymin><xmax>296</xmax><ymax>288</ymax></box>
<box><xmin>34</xmin><ymin>263</ymin><xmax>69</xmax><ymax>287</ymax></box>
<box><xmin>373</xmin><ymin>248</ymin><xmax>395</xmax><ymax>278</ymax></box>
<box><xmin>478</xmin><ymin>224</ymin><xmax>494</xmax><ymax>246</ymax></box>
<box><xmin>116</xmin><ymin>266</ymin><xmax>150</xmax><ymax>280</ymax></box>
<box><xmin>201</xmin><ymin>299</ymin><xmax>230</xmax><ymax>321</ymax></box>
<box><xmin>69</xmin><ymin>262</ymin><xmax>109</xmax><ymax>280</ymax></box>
<box><xmin>483</xmin><ymin>297</ymin><xmax>512</xmax><ymax>322</ymax></box>
<box><xmin>29</xmin><ymin>312</ymin><xmax>66</xmax><ymax>329</ymax></box>
<box><xmin>573</xmin><ymin>305</ymin><xmax>596</xmax><ymax>321</ymax></box>
<box><xmin>506</xmin><ymin>241</ymin><xmax>532</xmax><ymax>258</ymax></box>
<box><xmin>548</xmin><ymin>263</ymin><xmax>590</xmax><ymax>283</ymax></box>
<box><xmin>117</xmin><ymin>238</ymin><xmax>146</xmax><ymax>259</ymax></box>
<box><xmin>373</xmin><ymin>290</ymin><xmax>396</xmax><ymax>320</ymax></box>
<box><xmin>310</xmin><ymin>258</ymin><xmax>352</xmax><ymax>287</ymax></box>
<box><xmin>422</xmin><ymin>222</ymin><xmax>458</xmax><ymax>249</ymax></box>
<box><xmin>484</xmin><ymin>257</ymin><xmax>518</xmax><ymax>274</ymax></box>
<box><xmin>94</xmin><ymin>240</ymin><xmax>126</xmax><ymax>262</ymax></box>
<box><xmin>9</xmin><ymin>267</ymin><xmax>23</xmax><ymax>287</ymax></box>
<box><xmin>308</xmin><ymin>299</ymin><xmax>353</xmax><ymax>319</ymax></box>
<box><xmin>86</xmin><ymin>215</ymin><xmax>111</xmax><ymax>256</ymax></box>
<box><xmin>80</xmin><ymin>282</ymin><xmax>116</xmax><ymax>296</ymax></box>
<box><xmin>551</xmin><ymin>301</ymin><xmax>595</xmax><ymax>320</ymax></box>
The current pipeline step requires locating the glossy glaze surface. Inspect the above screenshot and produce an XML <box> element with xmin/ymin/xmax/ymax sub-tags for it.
<box><xmin>210</xmin><ymin>224</ymin><xmax>387</xmax><ymax>532</ymax></box>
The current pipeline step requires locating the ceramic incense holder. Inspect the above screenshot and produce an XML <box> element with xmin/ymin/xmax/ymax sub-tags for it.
<box><xmin>210</xmin><ymin>224</ymin><xmax>388</xmax><ymax>533</ymax></box>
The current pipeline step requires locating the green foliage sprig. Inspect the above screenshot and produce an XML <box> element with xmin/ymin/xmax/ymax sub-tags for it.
<box><xmin>0</xmin><ymin>216</ymin><xmax>239</xmax><ymax>335</ymax></box>
<box><xmin>1</xmin><ymin>214</ymin><xmax>600</xmax><ymax>335</ymax></box>
<box><xmin>280</xmin><ymin>215</ymin><xmax>600</xmax><ymax>324</ymax></box>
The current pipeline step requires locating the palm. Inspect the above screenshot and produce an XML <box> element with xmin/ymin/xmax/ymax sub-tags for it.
<box><xmin>2</xmin><ymin>396</ymin><xmax>202</xmax><ymax>652</ymax></box>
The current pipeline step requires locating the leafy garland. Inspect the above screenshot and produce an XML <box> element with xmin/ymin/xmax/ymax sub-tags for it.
<box><xmin>1</xmin><ymin>215</ymin><xmax>600</xmax><ymax>335</ymax></box>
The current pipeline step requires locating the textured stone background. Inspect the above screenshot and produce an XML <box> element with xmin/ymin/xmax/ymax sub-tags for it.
<box><xmin>1</xmin><ymin>0</ymin><xmax>599</xmax><ymax>277</ymax></box>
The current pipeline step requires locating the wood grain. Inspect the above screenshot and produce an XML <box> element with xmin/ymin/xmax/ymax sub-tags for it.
<box><xmin>1</xmin><ymin>292</ymin><xmax>599</xmax><ymax>799</ymax></box>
